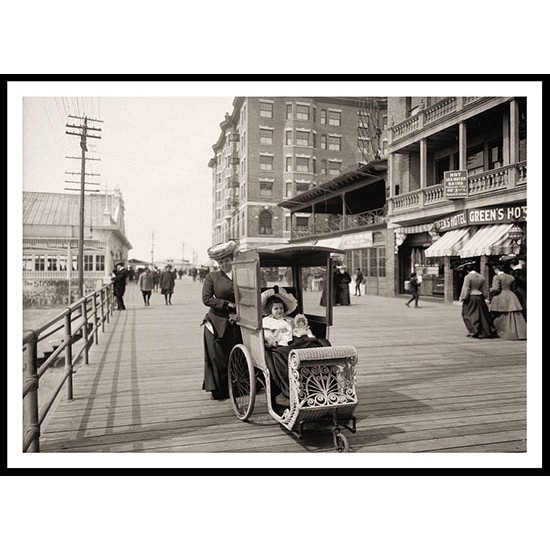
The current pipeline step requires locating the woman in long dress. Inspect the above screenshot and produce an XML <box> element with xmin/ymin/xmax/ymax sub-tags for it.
<box><xmin>201</xmin><ymin>241</ymin><xmax>242</xmax><ymax>400</ymax></box>
<box><xmin>489</xmin><ymin>265</ymin><xmax>527</xmax><ymax>340</ymax></box>
<box><xmin>459</xmin><ymin>262</ymin><xmax>497</xmax><ymax>339</ymax></box>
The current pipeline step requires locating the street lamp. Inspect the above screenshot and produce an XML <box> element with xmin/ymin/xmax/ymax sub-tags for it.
<box><xmin>508</xmin><ymin>223</ymin><xmax>524</xmax><ymax>252</ymax></box>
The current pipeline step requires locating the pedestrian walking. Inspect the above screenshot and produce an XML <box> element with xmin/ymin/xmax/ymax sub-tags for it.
<box><xmin>354</xmin><ymin>268</ymin><xmax>364</xmax><ymax>296</ymax></box>
<box><xmin>160</xmin><ymin>265</ymin><xmax>175</xmax><ymax>305</ymax></box>
<box><xmin>152</xmin><ymin>268</ymin><xmax>160</xmax><ymax>292</ymax></box>
<box><xmin>488</xmin><ymin>264</ymin><xmax>527</xmax><ymax>340</ymax></box>
<box><xmin>138</xmin><ymin>266</ymin><xmax>153</xmax><ymax>306</ymax></box>
<box><xmin>201</xmin><ymin>240</ymin><xmax>242</xmax><ymax>401</ymax></box>
<box><xmin>335</xmin><ymin>265</ymin><xmax>352</xmax><ymax>305</ymax></box>
<box><xmin>405</xmin><ymin>272</ymin><xmax>421</xmax><ymax>308</ymax></box>
<box><xmin>111</xmin><ymin>262</ymin><xmax>127</xmax><ymax>311</ymax></box>
<box><xmin>458</xmin><ymin>262</ymin><xmax>497</xmax><ymax>339</ymax></box>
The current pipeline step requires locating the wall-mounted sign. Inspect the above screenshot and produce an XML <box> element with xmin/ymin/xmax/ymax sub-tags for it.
<box><xmin>444</xmin><ymin>170</ymin><xmax>468</xmax><ymax>199</ymax></box>
<box><xmin>434</xmin><ymin>203</ymin><xmax>527</xmax><ymax>232</ymax></box>
<box><xmin>339</xmin><ymin>231</ymin><xmax>374</xmax><ymax>249</ymax></box>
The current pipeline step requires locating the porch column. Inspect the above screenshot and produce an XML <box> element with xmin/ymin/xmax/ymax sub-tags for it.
<box><xmin>458</xmin><ymin>121</ymin><xmax>467</xmax><ymax>170</ymax></box>
<box><xmin>509</xmin><ymin>99</ymin><xmax>519</xmax><ymax>165</ymax></box>
<box><xmin>420</xmin><ymin>138</ymin><xmax>427</xmax><ymax>189</ymax></box>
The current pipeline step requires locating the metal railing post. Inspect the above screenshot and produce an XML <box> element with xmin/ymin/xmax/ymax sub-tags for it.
<box><xmin>23</xmin><ymin>332</ymin><xmax>40</xmax><ymax>452</ymax></box>
<box><xmin>92</xmin><ymin>291</ymin><xmax>99</xmax><ymax>344</ymax></box>
<box><xmin>64</xmin><ymin>308</ymin><xmax>74</xmax><ymax>401</ymax></box>
<box><xmin>81</xmin><ymin>299</ymin><xmax>89</xmax><ymax>365</ymax></box>
<box><xmin>100</xmin><ymin>287</ymin><xmax>106</xmax><ymax>332</ymax></box>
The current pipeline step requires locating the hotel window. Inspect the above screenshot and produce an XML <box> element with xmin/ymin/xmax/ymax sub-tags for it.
<box><xmin>225</xmin><ymin>155</ymin><xmax>231</xmax><ymax>167</ymax></box>
<box><xmin>328</xmin><ymin>136</ymin><xmax>341</xmax><ymax>151</ymax></box>
<box><xmin>260</xmin><ymin>102</ymin><xmax>273</xmax><ymax>118</ymax></box>
<box><xmin>241</xmin><ymin>133</ymin><xmax>246</xmax><ymax>150</ymax></box>
<box><xmin>328</xmin><ymin>111</ymin><xmax>341</xmax><ymax>126</ymax></box>
<box><xmin>466</xmin><ymin>144</ymin><xmax>484</xmax><ymax>175</ymax></box>
<box><xmin>312</xmin><ymin>106</ymin><xmax>316</xmax><ymax>122</ymax></box>
<box><xmin>84</xmin><ymin>255</ymin><xmax>94</xmax><ymax>271</ymax></box>
<box><xmin>72</xmin><ymin>255</ymin><xmax>78</xmax><ymax>271</ymax></box>
<box><xmin>47</xmin><ymin>256</ymin><xmax>58</xmax><ymax>271</ymax></box>
<box><xmin>286</xmin><ymin>103</ymin><xmax>292</xmax><ymax>120</ymax></box>
<box><xmin>241</xmin><ymin>105</ymin><xmax>246</xmax><ymax>124</ymax></box>
<box><xmin>434</xmin><ymin>156</ymin><xmax>450</xmax><ymax>185</ymax></box>
<box><xmin>296</xmin><ymin>131</ymin><xmax>309</xmax><ymax>146</ymax></box>
<box><xmin>382</xmin><ymin>139</ymin><xmax>388</xmax><ymax>155</ymax></box>
<box><xmin>259</xmin><ymin>210</ymin><xmax>273</xmax><ymax>235</ymax></box>
<box><xmin>285</xmin><ymin>216</ymin><xmax>291</xmax><ymax>231</ymax></box>
<box><xmin>95</xmin><ymin>255</ymin><xmax>105</xmax><ymax>271</ymax></box>
<box><xmin>488</xmin><ymin>139</ymin><xmax>503</xmax><ymax>169</ymax></box>
<box><xmin>286</xmin><ymin>130</ymin><xmax>292</xmax><ymax>145</ymax></box>
<box><xmin>286</xmin><ymin>182</ymin><xmax>293</xmax><ymax>197</ymax></box>
<box><xmin>260</xmin><ymin>181</ymin><xmax>273</xmax><ymax>196</ymax></box>
<box><xmin>312</xmin><ymin>133</ymin><xmax>316</xmax><ymax>148</ymax></box>
<box><xmin>382</xmin><ymin>115</ymin><xmax>388</xmax><ymax>129</ymax></box>
<box><xmin>296</xmin><ymin>104</ymin><xmax>309</xmax><ymax>121</ymax></box>
<box><xmin>312</xmin><ymin>158</ymin><xmax>316</xmax><ymax>174</ymax></box>
<box><xmin>260</xmin><ymin>128</ymin><xmax>273</xmax><ymax>145</ymax></box>
<box><xmin>260</xmin><ymin>155</ymin><xmax>273</xmax><ymax>171</ymax></box>
<box><xmin>23</xmin><ymin>255</ymin><xmax>33</xmax><ymax>271</ymax></box>
<box><xmin>320</xmin><ymin>135</ymin><xmax>327</xmax><ymax>149</ymax></box>
<box><xmin>285</xmin><ymin>156</ymin><xmax>293</xmax><ymax>172</ymax></box>
<box><xmin>296</xmin><ymin>157</ymin><xmax>309</xmax><ymax>172</ymax></box>
<box><xmin>320</xmin><ymin>109</ymin><xmax>327</xmax><ymax>124</ymax></box>
<box><xmin>328</xmin><ymin>161</ymin><xmax>341</xmax><ymax>175</ymax></box>
<box><xmin>296</xmin><ymin>182</ymin><xmax>309</xmax><ymax>193</ymax></box>
<box><xmin>321</xmin><ymin>159</ymin><xmax>327</xmax><ymax>175</ymax></box>
<box><xmin>217</xmin><ymin>173</ymin><xmax>222</xmax><ymax>183</ymax></box>
<box><xmin>408</xmin><ymin>97</ymin><xmax>423</xmax><ymax>116</ymax></box>
<box><xmin>58</xmin><ymin>256</ymin><xmax>68</xmax><ymax>271</ymax></box>
<box><xmin>358</xmin><ymin>137</ymin><xmax>370</xmax><ymax>153</ymax></box>
<box><xmin>35</xmin><ymin>255</ymin><xmax>45</xmax><ymax>271</ymax></box>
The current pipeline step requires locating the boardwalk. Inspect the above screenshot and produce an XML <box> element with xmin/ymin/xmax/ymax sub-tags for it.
<box><xmin>39</xmin><ymin>277</ymin><xmax>527</xmax><ymax>453</ymax></box>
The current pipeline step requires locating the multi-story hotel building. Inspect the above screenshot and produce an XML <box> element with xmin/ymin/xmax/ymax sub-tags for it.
<box><xmin>387</xmin><ymin>96</ymin><xmax>527</xmax><ymax>302</ymax></box>
<box><xmin>208</xmin><ymin>97</ymin><xmax>388</xmax><ymax>250</ymax></box>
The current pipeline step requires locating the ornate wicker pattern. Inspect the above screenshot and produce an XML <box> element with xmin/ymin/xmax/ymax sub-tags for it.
<box><xmin>280</xmin><ymin>345</ymin><xmax>358</xmax><ymax>431</ymax></box>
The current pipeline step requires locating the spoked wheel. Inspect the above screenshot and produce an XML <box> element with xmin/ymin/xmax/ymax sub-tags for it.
<box><xmin>334</xmin><ymin>431</ymin><xmax>350</xmax><ymax>453</ymax></box>
<box><xmin>228</xmin><ymin>344</ymin><xmax>256</xmax><ymax>421</ymax></box>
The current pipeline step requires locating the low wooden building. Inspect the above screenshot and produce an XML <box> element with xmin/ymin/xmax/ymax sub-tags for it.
<box><xmin>23</xmin><ymin>190</ymin><xmax>132</xmax><ymax>307</ymax></box>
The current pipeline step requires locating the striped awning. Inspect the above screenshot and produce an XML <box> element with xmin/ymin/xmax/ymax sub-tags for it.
<box><xmin>459</xmin><ymin>224</ymin><xmax>520</xmax><ymax>258</ymax></box>
<box><xmin>424</xmin><ymin>228</ymin><xmax>471</xmax><ymax>257</ymax></box>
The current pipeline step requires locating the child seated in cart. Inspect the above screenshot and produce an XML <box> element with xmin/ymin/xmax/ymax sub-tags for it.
<box><xmin>261</xmin><ymin>287</ymin><xmax>330</xmax><ymax>413</ymax></box>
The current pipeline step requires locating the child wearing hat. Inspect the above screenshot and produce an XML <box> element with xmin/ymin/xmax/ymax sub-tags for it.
<box><xmin>261</xmin><ymin>286</ymin><xmax>297</xmax><ymax>348</ymax></box>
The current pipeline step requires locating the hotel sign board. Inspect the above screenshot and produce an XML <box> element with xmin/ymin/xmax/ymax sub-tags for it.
<box><xmin>434</xmin><ymin>203</ymin><xmax>527</xmax><ymax>232</ymax></box>
<box><xmin>444</xmin><ymin>170</ymin><xmax>468</xmax><ymax>199</ymax></box>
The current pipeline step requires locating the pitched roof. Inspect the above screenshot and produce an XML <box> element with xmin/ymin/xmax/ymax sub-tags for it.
<box><xmin>23</xmin><ymin>191</ymin><xmax>120</xmax><ymax>227</ymax></box>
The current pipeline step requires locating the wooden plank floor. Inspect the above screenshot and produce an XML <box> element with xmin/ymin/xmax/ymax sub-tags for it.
<box><xmin>39</xmin><ymin>278</ymin><xmax>527</xmax><ymax>453</ymax></box>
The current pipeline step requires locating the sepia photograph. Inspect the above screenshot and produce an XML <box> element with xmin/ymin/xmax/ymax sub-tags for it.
<box><xmin>8</xmin><ymin>79</ymin><xmax>542</xmax><ymax>470</ymax></box>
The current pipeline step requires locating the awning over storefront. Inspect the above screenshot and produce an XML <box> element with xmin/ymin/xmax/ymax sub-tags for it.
<box><xmin>315</xmin><ymin>236</ymin><xmax>343</xmax><ymax>249</ymax></box>
<box><xmin>459</xmin><ymin>224</ymin><xmax>519</xmax><ymax>258</ymax></box>
<box><xmin>424</xmin><ymin>228</ymin><xmax>471</xmax><ymax>257</ymax></box>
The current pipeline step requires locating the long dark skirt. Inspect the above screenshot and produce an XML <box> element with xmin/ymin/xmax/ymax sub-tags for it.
<box><xmin>265</xmin><ymin>336</ymin><xmax>331</xmax><ymax>399</ymax></box>
<box><xmin>337</xmin><ymin>283</ymin><xmax>350</xmax><ymax>305</ymax></box>
<box><xmin>461</xmin><ymin>296</ymin><xmax>497</xmax><ymax>339</ymax></box>
<box><xmin>492</xmin><ymin>311</ymin><xmax>527</xmax><ymax>340</ymax></box>
<box><xmin>202</xmin><ymin>324</ymin><xmax>242</xmax><ymax>400</ymax></box>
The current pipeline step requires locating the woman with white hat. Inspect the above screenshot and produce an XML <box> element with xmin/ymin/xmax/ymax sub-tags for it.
<box><xmin>201</xmin><ymin>241</ymin><xmax>242</xmax><ymax>400</ymax></box>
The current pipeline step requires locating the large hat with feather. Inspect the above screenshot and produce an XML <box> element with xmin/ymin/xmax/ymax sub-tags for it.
<box><xmin>260</xmin><ymin>285</ymin><xmax>297</xmax><ymax>316</ymax></box>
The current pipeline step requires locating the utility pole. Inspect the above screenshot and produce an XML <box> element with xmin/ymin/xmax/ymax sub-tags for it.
<box><xmin>66</xmin><ymin>115</ymin><xmax>103</xmax><ymax>299</ymax></box>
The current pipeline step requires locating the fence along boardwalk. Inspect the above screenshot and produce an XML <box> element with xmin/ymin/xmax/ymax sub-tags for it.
<box><xmin>39</xmin><ymin>277</ymin><xmax>527</xmax><ymax>453</ymax></box>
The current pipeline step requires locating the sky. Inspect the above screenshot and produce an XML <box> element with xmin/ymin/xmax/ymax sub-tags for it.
<box><xmin>22</xmin><ymin>94</ymin><xmax>234</xmax><ymax>265</ymax></box>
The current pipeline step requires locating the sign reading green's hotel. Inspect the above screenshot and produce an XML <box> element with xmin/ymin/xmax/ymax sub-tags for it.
<box><xmin>444</xmin><ymin>170</ymin><xmax>468</xmax><ymax>199</ymax></box>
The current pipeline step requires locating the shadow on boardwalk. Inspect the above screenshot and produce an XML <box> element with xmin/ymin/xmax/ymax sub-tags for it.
<box><xmin>39</xmin><ymin>278</ymin><xmax>527</xmax><ymax>454</ymax></box>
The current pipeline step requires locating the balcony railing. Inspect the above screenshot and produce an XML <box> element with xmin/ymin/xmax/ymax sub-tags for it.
<box><xmin>390</xmin><ymin>162</ymin><xmax>527</xmax><ymax>214</ymax></box>
<box><xmin>390</xmin><ymin>97</ymin><xmax>487</xmax><ymax>142</ymax></box>
<box><xmin>290</xmin><ymin>207</ymin><xmax>385</xmax><ymax>240</ymax></box>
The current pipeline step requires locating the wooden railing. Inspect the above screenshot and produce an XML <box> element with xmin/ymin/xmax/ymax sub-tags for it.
<box><xmin>22</xmin><ymin>283</ymin><xmax>115</xmax><ymax>452</ymax></box>
<box><xmin>390</xmin><ymin>163</ymin><xmax>527</xmax><ymax>214</ymax></box>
